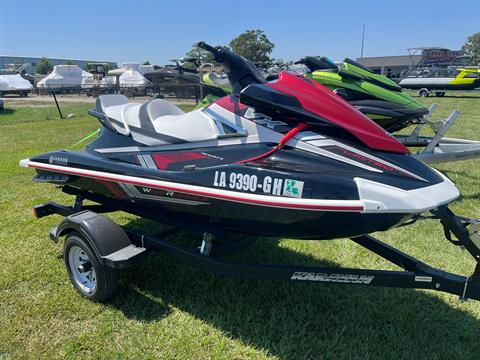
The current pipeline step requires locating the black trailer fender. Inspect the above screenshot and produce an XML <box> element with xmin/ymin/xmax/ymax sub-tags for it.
<box><xmin>50</xmin><ymin>210</ymin><xmax>146</xmax><ymax>268</ymax></box>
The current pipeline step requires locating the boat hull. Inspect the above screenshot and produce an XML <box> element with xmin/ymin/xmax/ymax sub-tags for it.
<box><xmin>57</xmin><ymin>175</ymin><xmax>409</xmax><ymax>239</ymax></box>
<box><xmin>399</xmin><ymin>77</ymin><xmax>480</xmax><ymax>91</ymax></box>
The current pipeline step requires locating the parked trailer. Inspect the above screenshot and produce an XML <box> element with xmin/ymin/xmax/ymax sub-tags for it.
<box><xmin>397</xmin><ymin>104</ymin><xmax>480</xmax><ymax>164</ymax></box>
<box><xmin>417</xmin><ymin>88</ymin><xmax>480</xmax><ymax>97</ymax></box>
<box><xmin>0</xmin><ymin>89</ymin><xmax>30</xmax><ymax>97</ymax></box>
<box><xmin>32</xmin><ymin>187</ymin><xmax>480</xmax><ymax>303</ymax></box>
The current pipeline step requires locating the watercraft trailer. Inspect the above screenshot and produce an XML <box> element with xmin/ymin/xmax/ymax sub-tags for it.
<box><xmin>33</xmin><ymin>188</ymin><xmax>480</xmax><ymax>303</ymax></box>
<box><xmin>417</xmin><ymin>89</ymin><xmax>480</xmax><ymax>97</ymax></box>
<box><xmin>398</xmin><ymin>104</ymin><xmax>480</xmax><ymax>164</ymax></box>
<box><xmin>0</xmin><ymin>89</ymin><xmax>30</xmax><ymax>97</ymax></box>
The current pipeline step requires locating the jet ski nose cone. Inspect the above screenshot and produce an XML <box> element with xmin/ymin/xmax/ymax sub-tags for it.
<box><xmin>355</xmin><ymin>171</ymin><xmax>459</xmax><ymax>214</ymax></box>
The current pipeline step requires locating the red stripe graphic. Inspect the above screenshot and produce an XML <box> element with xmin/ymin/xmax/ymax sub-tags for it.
<box><xmin>96</xmin><ymin>180</ymin><xmax>126</xmax><ymax>198</ymax></box>
<box><xmin>151</xmin><ymin>152</ymin><xmax>208</xmax><ymax>170</ymax></box>
<box><xmin>213</xmin><ymin>95</ymin><xmax>248</xmax><ymax>114</ymax></box>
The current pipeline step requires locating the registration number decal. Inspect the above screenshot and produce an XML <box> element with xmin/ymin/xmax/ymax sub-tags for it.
<box><xmin>213</xmin><ymin>171</ymin><xmax>304</xmax><ymax>198</ymax></box>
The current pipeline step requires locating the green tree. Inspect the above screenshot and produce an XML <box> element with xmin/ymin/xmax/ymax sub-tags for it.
<box><xmin>229</xmin><ymin>29</ymin><xmax>274</xmax><ymax>65</ymax></box>
<box><xmin>185</xmin><ymin>43</ymin><xmax>216</xmax><ymax>65</ymax></box>
<box><xmin>35</xmin><ymin>57</ymin><xmax>53</xmax><ymax>74</ymax></box>
<box><xmin>84</xmin><ymin>63</ymin><xmax>113</xmax><ymax>74</ymax></box>
<box><xmin>462</xmin><ymin>32</ymin><xmax>480</xmax><ymax>65</ymax></box>
<box><xmin>142</xmin><ymin>61</ymin><xmax>151</xmax><ymax>65</ymax></box>
<box><xmin>102</xmin><ymin>63</ymin><xmax>112</xmax><ymax>73</ymax></box>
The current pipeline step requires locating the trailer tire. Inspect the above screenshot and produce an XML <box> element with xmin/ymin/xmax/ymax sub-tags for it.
<box><xmin>435</xmin><ymin>92</ymin><xmax>445</xmax><ymax>97</ymax></box>
<box><xmin>419</xmin><ymin>89</ymin><xmax>429</xmax><ymax>97</ymax></box>
<box><xmin>64</xmin><ymin>231</ymin><xmax>118</xmax><ymax>302</ymax></box>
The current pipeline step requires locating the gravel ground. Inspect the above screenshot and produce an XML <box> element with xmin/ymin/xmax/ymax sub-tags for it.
<box><xmin>1</xmin><ymin>93</ymin><xmax>198</xmax><ymax>107</ymax></box>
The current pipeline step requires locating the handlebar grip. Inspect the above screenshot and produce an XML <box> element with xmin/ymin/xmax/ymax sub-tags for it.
<box><xmin>196</xmin><ymin>42</ymin><xmax>219</xmax><ymax>56</ymax></box>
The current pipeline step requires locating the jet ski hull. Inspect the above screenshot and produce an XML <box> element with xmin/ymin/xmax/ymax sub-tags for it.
<box><xmin>30</xmin><ymin>164</ymin><xmax>410</xmax><ymax>239</ymax></box>
<box><xmin>23</xmin><ymin>136</ymin><xmax>456</xmax><ymax>239</ymax></box>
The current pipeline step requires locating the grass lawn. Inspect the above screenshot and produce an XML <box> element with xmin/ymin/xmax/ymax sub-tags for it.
<box><xmin>1</xmin><ymin>94</ymin><xmax>480</xmax><ymax>359</ymax></box>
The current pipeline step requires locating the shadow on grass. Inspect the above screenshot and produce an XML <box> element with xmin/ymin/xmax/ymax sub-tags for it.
<box><xmin>413</xmin><ymin>94</ymin><xmax>480</xmax><ymax>99</ymax></box>
<box><xmin>440</xmin><ymin>169</ymin><xmax>480</xmax><ymax>201</ymax></box>
<box><xmin>440</xmin><ymin>95</ymin><xmax>480</xmax><ymax>99</ymax></box>
<box><xmin>0</xmin><ymin>108</ymin><xmax>15</xmax><ymax>115</ymax></box>
<box><xmin>107</xmin><ymin>219</ymin><xmax>480</xmax><ymax>358</ymax></box>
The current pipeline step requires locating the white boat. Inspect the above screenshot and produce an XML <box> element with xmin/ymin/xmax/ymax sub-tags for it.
<box><xmin>0</xmin><ymin>74</ymin><xmax>33</xmax><ymax>96</ymax></box>
<box><xmin>37</xmin><ymin>65</ymin><xmax>93</xmax><ymax>91</ymax></box>
<box><xmin>399</xmin><ymin>67</ymin><xmax>480</xmax><ymax>96</ymax></box>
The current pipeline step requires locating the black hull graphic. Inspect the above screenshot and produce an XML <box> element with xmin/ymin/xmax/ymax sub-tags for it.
<box><xmin>58</xmin><ymin>179</ymin><xmax>408</xmax><ymax>240</ymax></box>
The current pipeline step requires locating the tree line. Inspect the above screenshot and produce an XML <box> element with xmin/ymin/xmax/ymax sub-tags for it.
<box><xmin>34</xmin><ymin>30</ymin><xmax>480</xmax><ymax>74</ymax></box>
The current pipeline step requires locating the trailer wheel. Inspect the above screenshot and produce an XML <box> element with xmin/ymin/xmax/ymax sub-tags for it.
<box><xmin>64</xmin><ymin>231</ymin><xmax>118</xmax><ymax>302</ymax></box>
<box><xmin>435</xmin><ymin>92</ymin><xmax>445</xmax><ymax>97</ymax></box>
<box><xmin>419</xmin><ymin>89</ymin><xmax>429</xmax><ymax>97</ymax></box>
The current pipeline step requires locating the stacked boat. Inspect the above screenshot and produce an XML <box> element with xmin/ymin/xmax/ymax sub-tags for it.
<box><xmin>37</xmin><ymin>65</ymin><xmax>94</xmax><ymax>92</ymax></box>
<box><xmin>0</xmin><ymin>74</ymin><xmax>33</xmax><ymax>97</ymax></box>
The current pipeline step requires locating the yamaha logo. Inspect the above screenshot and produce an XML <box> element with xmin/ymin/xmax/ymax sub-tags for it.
<box><xmin>49</xmin><ymin>156</ymin><xmax>68</xmax><ymax>166</ymax></box>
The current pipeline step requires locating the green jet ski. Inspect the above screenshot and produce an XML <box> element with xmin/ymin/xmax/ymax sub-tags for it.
<box><xmin>296</xmin><ymin>56</ymin><xmax>429</xmax><ymax>132</ymax></box>
<box><xmin>194</xmin><ymin>73</ymin><xmax>232</xmax><ymax>110</ymax></box>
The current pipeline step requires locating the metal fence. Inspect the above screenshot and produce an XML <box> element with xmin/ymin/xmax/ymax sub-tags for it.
<box><xmin>33</xmin><ymin>82</ymin><xmax>204</xmax><ymax>102</ymax></box>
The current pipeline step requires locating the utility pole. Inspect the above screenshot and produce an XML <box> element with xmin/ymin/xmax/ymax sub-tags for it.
<box><xmin>360</xmin><ymin>25</ymin><xmax>366</xmax><ymax>58</ymax></box>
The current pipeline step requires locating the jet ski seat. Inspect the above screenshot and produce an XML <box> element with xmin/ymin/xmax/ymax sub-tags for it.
<box><xmin>96</xmin><ymin>94</ymin><xmax>132</xmax><ymax>136</ymax></box>
<box><xmin>96</xmin><ymin>95</ymin><xmax>218</xmax><ymax>145</ymax></box>
<box><xmin>208</xmin><ymin>73</ymin><xmax>231</xmax><ymax>88</ymax></box>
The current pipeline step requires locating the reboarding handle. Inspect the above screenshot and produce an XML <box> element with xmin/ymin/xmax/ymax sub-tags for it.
<box><xmin>196</xmin><ymin>41</ymin><xmax>266</xmax><ymax>93</ymax></box>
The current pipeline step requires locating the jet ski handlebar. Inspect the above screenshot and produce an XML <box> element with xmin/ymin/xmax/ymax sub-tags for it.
<box><xmin>196</xmin><ymin>41</ymin><xmax>266</xmax><ymax>93</ymax></box>
<box><xmin>295</xmin><ymin>56</ymin><xmax>338</xmax><ymax>72</ymax></box>
<box><xmin>196</xmin><ymin>42</ymin><xmax>226</xmax><ymax>62</ymax></box>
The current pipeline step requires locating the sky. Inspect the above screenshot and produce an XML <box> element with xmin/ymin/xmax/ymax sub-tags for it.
<box><xmin>1</xmin><ymin>0</ymin><xmax>478</xmax><ymax>66</ymax></box>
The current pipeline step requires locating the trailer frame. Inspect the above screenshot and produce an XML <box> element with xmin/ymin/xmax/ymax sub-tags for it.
<box><xmin>32</xmin><ymin>191</ymin><xmax>480</xmax><ymax>303</ymax></box>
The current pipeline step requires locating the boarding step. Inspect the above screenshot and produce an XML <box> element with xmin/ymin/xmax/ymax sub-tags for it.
<box><xmin>103</xmin><ymin>244</ymin><xmax>147</xmax><ymax>263</ymax></box>
<box><xmin>34</xmin><ymin>173</ymin><xmax>72</xmax><ymax>184</ymax></box>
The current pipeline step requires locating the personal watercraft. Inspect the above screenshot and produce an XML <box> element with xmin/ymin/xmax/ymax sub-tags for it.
<box><xmin>195</xmin><ymin>56</ymin><xmax>480</xmax><ymax>165</ymax></box>
<box><xmin>144</xmin><ymin>58</ymin><xmax>234</xmax><ymax>100</ymax></box>
<box><xmin>21</xmin><ymin>43</ymin><xmax>480</xmax><ymax>302</ymax></box>
<box><xmin>399</xmin><ymin>67</ymin><xmax>480</xmax><ymax>96</ymax></box>
<box><xmin>201</xmin><ymin>72</ymin><xmax>231</xmax><ymax>96</ymax></box>
<box><xmin>196</xmin><ymin>56</ymin><xmax>429</xmax><ymax>133</ymax></box>
<box><xmin>295</xmin><ymin>56</ymin><xmax>429</xmax><ymax>133</ymax></box>
<box><xmin>143</xmin><ymin>58</ymin><xmax>201</xmax><ymax>98</ymax></box>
